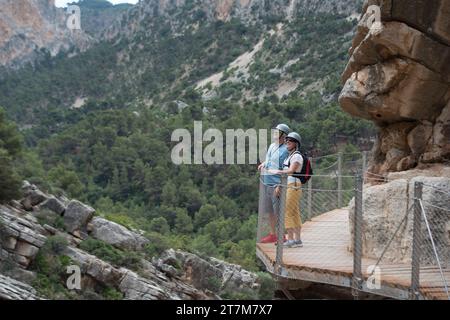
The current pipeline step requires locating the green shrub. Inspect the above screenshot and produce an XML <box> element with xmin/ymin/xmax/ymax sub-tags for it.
<box><xmin>143</xmin><ymin>232</ymin><xmax>170</xmax><ymax>258</ymax></box>
<box><xmin>35</xmin><ymin>209</ymin><xmax>65</xmax><ymax>231</ymax></box>
<box><xmin>102</xmin><ymin>287</ymin><xmax>124</xmax><ymax>300</ymax></box>
<box><xmin>31</xmin><ymin>236</ymin><xmax>73</xmax><ymax>299</ymax></box>
<box><xmin>103</xmin><ymin>213</ymin><xmax>136</xmax><ymax>230</ymax></box>
<box><xmin>206</xmin><ymin>275</ymin><xmax>222</xmax><ymax>293</ymax></box>
<box><xmin>221</xmin><ymin>287</ymin><xmax>258</xmax><ymax>300</ymax></box>
<box><xmin>256</xmin><ymin>272</ymin><xmax>275</xmax><ymax>300</ymax></box>
<box><xmin>40</xmin><ymin>235</ymin><xmax>68</xmax><ymax>256</ymax></box>
<box><xmin>79</xmin><ymin>238</ymin><xmax>142</xmax><ymax>270</ymax></box>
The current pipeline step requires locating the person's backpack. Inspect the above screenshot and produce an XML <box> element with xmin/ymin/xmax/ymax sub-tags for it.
<box><xmin>287</xmin><ymin>151</ymin><xmax>313</xmax><ymax>184</ymax></box>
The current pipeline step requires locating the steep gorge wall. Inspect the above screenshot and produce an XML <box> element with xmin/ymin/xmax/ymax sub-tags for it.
<box><xmin>0</xmin><ymin>0</ymin><xmax>91</xmax><ymax>69</ymax></box>
<box><xmin>339</xmin><ymin>0</ymin><xmax>450</xmax><ymax>176</ymax></box>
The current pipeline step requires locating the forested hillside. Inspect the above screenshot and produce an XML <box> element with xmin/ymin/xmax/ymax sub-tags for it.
<box><xmin>0</xmin><ymin>0</ymin><xmax>374</xmax><ymax>273</ymax></box>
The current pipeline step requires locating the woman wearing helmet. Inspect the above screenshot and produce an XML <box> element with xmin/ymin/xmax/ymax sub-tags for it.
<box><xmin>270</xmin><ymin>132</ymin><xmax>303</xmax><ymax>248</ymax></box>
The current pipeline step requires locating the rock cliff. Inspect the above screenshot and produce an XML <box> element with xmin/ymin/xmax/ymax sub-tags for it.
<box><xmin>0</xmin><ymin>182</ymin><xmax>261</xmax><ymax>300</ymax></box>
<box><xmin>342</xmin><ymin>0</ymin><xmax>450</xmax><ymax>265</ymax></box>
<box><xmin>0</xmin><ymin>0</ymin><xmax>91</xmax><ymax>69</ymax></box>
<box><xmin>339</xmin><ymin>0</ymin><xmax>450</xmax><ymax>175</ymax></box>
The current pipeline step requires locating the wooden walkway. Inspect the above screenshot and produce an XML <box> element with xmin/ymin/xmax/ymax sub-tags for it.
<box><xmin>256</xmin><ymin>209</ymin><xmax>450</xmax><ymax>300</ymax></box>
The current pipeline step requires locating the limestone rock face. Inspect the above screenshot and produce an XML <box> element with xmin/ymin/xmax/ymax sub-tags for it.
<box><xmin>1</xmin><ymin>183</ymin><xmax>259</xmax><ymax>300</ymax></box>
<box><xmin>0</xmin><ymin>205</ymin><xmax>47</xmax><ymax>268</ymax></box>
<box><xmin>0</xmin><ymin>274</ymin><xmax>43</xmax><ymax>300</ymax></box>
<box><xmin>0</xmin><ymin>0</ymin><xmax>91</xmax><ymax>69</ymax></box>
<box><xmin>349</xmin><ymin>175</ymin><xmax>450</xmax><ymax>265</ymax></box>
<box><xmin>64</xmin><ymin>247</ymin><xmax>216</xmax><ymax>300</ymax></box>
<box><xmin>90</xmin><ymin>217</ymin><xmax>149</xmax><ymax>251</ymax></box>
<box><xmin>339</xmin><ymin>0</ymin><xmax>450</xmax><ymax>175</ymax></box>
<box><xmin>160</xmin><ymin>249</ymin><xmax>260</xmax><ymax>293</ymax></box>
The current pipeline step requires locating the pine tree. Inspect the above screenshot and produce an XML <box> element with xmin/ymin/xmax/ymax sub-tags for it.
<box><xmin>0</xmin><ymin>107</ymin><xmax>22</xmax><ymax>202</ymax></box>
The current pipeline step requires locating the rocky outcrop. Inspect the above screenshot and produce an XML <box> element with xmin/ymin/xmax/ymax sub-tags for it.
<box><xmin>0</xmin><ymin>205</ymin><xmax>47</xmax><ymax>268</ymax></box>
<box><xmin>0</xmin><ymin>0</ymin><xmax>91</xmax><ymax>69</ymax></box>
<box><xmin>64</xmin><ymin>246</ymin><xmax>217</xmax><ymax>300</ymax></box>
<box><xmin>158</xmin><ymin>249</ymin><xmax>259</xmax><ymax>294</ymax></box>
<box><xmin>0</xmin><ymin>274</ymin><xmax>43</xmax><ymax>300</ymax></box>
<box><xmin>89</xmin><ymin>217</ymin><xmax>149</xmax><ymax>251</ymax></box>
<box><xmin>339</xmin><ymin>0</ymin><xmax>450</xmax><ymax>176</ymax></box>
<box><xmin>63</xmin><ymin>200</ymin><xmax>95</xmax><ymax>236</ymax></box>
<box><xmin>0</xmin><ymin>183</ymin><xmax>259</xmax><ymax>300</ymax></box>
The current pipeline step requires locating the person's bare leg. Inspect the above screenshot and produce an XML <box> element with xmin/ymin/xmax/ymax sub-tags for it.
<box><xmin>269</xmin><ymin>213</ymin><xmax>276</xmax><ymax>235</ymax></box>
<box><xmin>287</xmin><ymin>229</ymin><xmax>294</xmax><ymax>241</ymax></box>
<box><xmin>294</xmin><ymin>227</ymin><xmax>301</xmax><ymax>241</ymax></box>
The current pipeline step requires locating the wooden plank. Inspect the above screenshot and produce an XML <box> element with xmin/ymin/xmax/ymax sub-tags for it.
<box><xmin>256</xmin><ymin>208</ymin><xmax>449</xmax><ymax>300</ymax></box>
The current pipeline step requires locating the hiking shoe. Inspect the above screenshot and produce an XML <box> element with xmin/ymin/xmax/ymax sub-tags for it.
<box><xmin>261</xmin><ymin>234</ymin><xmax>277</xmax><ymax>243</ymax></box>
<box><xmin>291</xmin><ymin>240</ymin><xmax>303</xmax><ymax>248</ymax></box>
<box><xmin>282</xmin><ymin>240</ymin><xmax>296</xmax><ymax>247</ymax></box>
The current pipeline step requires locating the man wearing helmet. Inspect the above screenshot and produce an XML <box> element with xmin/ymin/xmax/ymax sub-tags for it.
<box><xmin>258</xmin><ymin>124</ymin><xmax>290</xmax><ymax>243</ymax></box>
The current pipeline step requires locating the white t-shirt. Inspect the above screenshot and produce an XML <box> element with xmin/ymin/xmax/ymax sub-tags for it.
<box><xmin>283</xmin><ymin>152</ymin><xmax>304</xmax><ymax>184</ymax></box>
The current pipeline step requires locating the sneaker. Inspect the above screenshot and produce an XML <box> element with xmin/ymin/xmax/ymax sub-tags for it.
<box><xmin>261</xmin><ymin>234</ymin><xmax>277</xmax><ymax>243</ymax></box>
<box><xmin>282</xmin><ymin>240</ymin><xmax>296</xmax><ymax>247</ymax></box>
<box><xmin>291</xmin><ymin>240</ymin><xmax>303</xmax><ymax>248</ymax></box>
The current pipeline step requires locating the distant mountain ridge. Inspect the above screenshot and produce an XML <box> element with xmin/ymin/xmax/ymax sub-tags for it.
<box><xmin>0</xmin><ymin>0</ymin><xmax>363</xmax><ymax>125</ymax></box>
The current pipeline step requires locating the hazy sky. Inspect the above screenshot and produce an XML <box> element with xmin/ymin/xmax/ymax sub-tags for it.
<box><xmin>55</xmin><ymin>0</ymin><xmax>139</xmax><ymax>8</ymax></box>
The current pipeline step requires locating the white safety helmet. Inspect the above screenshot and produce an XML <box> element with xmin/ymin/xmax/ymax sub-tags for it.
<box><xmin>274</xmin><ymin>124</ymin><xmax>290</xmax><ymax>135</ymax></box>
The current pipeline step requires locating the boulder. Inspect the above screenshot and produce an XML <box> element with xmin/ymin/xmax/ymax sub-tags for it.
<box><xmin>118</xmin><ymin>269</ymin><xmax>173</xmax><ymax>300</ymax></box>
<box><xmin>64</xmin><ymin>247</ymin><xmax>124</xmax><ymax>285</ymax></box>
<box><xmin>37</xmin><ymin>197</ymin><xmax>66</xmax><ymax>216</ymax></box>
<box><xmin>90</xmin><ymin>217</ymin><xmax>149</xmax><ymax>251</ymax></box>
<box><xmin>63</xmin><ymin>200</ymin><xmax>95</xmax><ymax>235</ymax></box>
<box><xmin>163</xmin><ymin>249</ymin><xmax>260</xmax><ymax>293</ymax></box>
<box><xmin>20</xmin><ymin>189</ymin><xmax>50</xmax><ymax>210</ymax></box>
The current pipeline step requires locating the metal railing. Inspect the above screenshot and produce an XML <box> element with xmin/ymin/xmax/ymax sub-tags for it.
<box><xmin>256</xmin><ymin>151</ymin><xmax>450</xmax><ymax>300</ymax></box>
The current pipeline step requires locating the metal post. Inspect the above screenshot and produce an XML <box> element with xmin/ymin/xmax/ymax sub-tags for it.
<box><xmin>338</xmin><ymin>152</ymin><xmax>343</xmax><ymax>208</ymax></box>
<box><xmin>410</xmin><ymin>182</ymin><xmax>423</xmax><ymax>300</ymax></box>
<box><xmin>307</xmin><ymin>177</ymin><xmax>312</xmax><ymax>221</ymax></box>
<box><xmin>257</xmin><ymin>180</ymin><xmax>265</xmax><ymax>243</ymax></box>
<box><xmin>362</xmin><ymin>151</ymin><xmax>367</xmax><ymax>182</ymax></box>
<box><xmin>352</xmin><ymin>174</ymin><xmax>363</xmax><ymax>299</ymax></box>
<box><xmin>275</xmin><ymin>175</ymin><xmax>288</xmax><ymax>276</ymax></box>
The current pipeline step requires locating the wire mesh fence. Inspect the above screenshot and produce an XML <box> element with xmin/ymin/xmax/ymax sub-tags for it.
<box><xmin>256</xmin><ymin>151</ymin><xmax>450</xmax><ymax>300</ymax></box>
<box><xmin>417</xmin><ymin>184</ymin><xmax>450</xmax><ymax>299</ymax></box>
<box><xmin>352</xmin><ymin>182</ymin><xmax>450</xmax><ymax>300</ymax></box>
<box><xmin>299</xmin><ymin>152</ymin><xmax>370</xmax><ymax>222</ymax></box>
